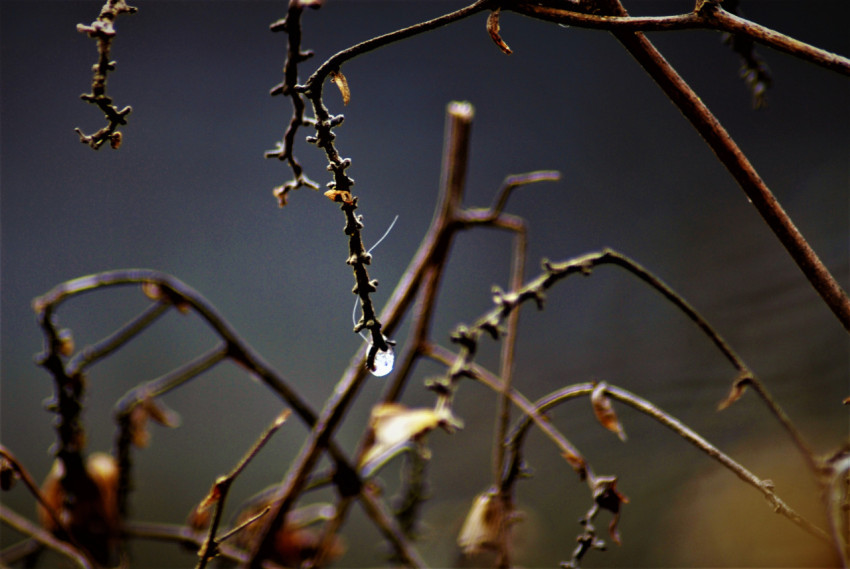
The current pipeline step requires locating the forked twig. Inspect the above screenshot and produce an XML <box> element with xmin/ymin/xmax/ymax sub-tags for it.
<box><xmin>195</xmin><ymin>410</ymin><xmax>291</xmax><ymax>569</ymax></box>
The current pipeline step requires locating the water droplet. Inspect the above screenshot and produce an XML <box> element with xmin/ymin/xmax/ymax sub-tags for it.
<box><xmin>370</xmin><ymin>344</ymin><xmax>394</xmax><ymax>377</ymax></box>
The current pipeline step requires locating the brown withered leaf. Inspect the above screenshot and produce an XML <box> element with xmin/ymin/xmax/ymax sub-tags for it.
<box><xmin>128</xmin><ymin>395</ymin><xmax>181</xmax><ymax>448</ymax></box>
<box><xmin>457</xmin><ymin>487</ymin><xmax>502</xmax><ymax>555</ymax></box>
<box><xmin>562</xmin><ymin>450</ymin><xmax>586</xmax><ymax>474</ymax></box>
<box><xmin>486</xmin><ymin>8</ymin><xmax>512</xmax><ymax>55</ymax></box>
<box><xmin>591</xmin><ymin>382</ymin><xmax>627</xmax><ymax>442</ymax></box>
<box><xmin>324</xmin><ymin>189</ymin><xmax>353</xmax><ymax>204</ymax></box>
<box><xmin>717</xmin><ymin>372</ymin><xmax>753</xmax><ymax>410</ymax></box>
<box><xmin>197</xmin><ymin>475</ymin><xmax>226</xmax><ymax>513</ymax></box>
<box><xmin>360</xmin><ymin>403</ymin><xmax>453</xmax><ymax>475</ymax></box>
<box><xmin>329</xmin><ymin>70</ymin><xmax>350</xmax><ymax>105</ymax></box>
<box><xmin>592</xmin><ymin>475</ymin><xmax>628</xmax><ymax>546</ymax></box>
<box><xmin>232</xmin><ymin>498</ymin><xmax>343</xmax><ymax>567</ymax></box>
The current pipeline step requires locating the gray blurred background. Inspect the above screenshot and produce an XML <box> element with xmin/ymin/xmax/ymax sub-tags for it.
<box><xmin>1</xmin><ymin>1</ymin><xmax>848</xmax><ymax>567</ymax></box>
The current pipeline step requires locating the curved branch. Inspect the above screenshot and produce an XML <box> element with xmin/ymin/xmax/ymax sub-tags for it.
<box><xmin>504</xmin><ymin>383</ymin><xmax>832</xmax><ymax>544</ymax></box>
<box><xmin>510</xmin><ymin>1</ymin><xmax>850</xmax><ymax>75</ymax></box>
<box><xmin>299</xmin><ymin>0</ymin><xmax>492</xmax><ymax>94</ymax></box>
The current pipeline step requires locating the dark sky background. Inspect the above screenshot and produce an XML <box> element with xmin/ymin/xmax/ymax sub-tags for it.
<box><xmin>1</xmin><ymin>1</ymin><xmax>848</xmax><ymax>567</ymax></box>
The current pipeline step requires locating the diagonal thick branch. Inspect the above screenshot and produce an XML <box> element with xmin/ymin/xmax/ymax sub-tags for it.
<box><xmin>514</xmin><ymin>0</ymin><xmax>850</xmax><ymax>330</ymax></box>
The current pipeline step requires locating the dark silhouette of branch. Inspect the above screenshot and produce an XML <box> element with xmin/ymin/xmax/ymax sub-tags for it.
<box><xmin>509</xmin><ymin>1</ymin><xmax>850</xmax><ymax>76</ymax></box>
<box><xmin>516</xmin><ymin>0</ymin><xmax>850</xmax><ymax>330</ymax></box>
<box><xmin>31</xmin><ymin>270</ymin><xmax>425</xmax><ymax>568</ymax></box>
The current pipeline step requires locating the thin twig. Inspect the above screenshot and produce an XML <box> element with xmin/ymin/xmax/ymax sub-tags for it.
<box><xmin>0</xmin><ymin>446</ymin><xmax>85</xmax><ymax>553</ymax></box>
<box><xmin>74</xmin><ymin>0</ymin><xmax>137</xmax><ymax>149</ymax></box>
<box><xmin>298</xmin><ymin>1</ymin><xmax>492</xmax><ymax>96</ymax></box>
<box><xmin>67</xmin><ymin>300</ymin><xmax>170</xmax><ymax>376</ymax></box>
<box><xmin>195</xmin><ymin>410</ymin><xmax>291</xmax><ymax>569</ymax></box>
<box><xmin>0</xmin><ymin>505</ymin><xmax>92</xmax><ymax>569</ymax></box>
<box><xmin>510</xmin><ymin>1</ymin><xmax>850</xmax><ymax>76</ymax></box>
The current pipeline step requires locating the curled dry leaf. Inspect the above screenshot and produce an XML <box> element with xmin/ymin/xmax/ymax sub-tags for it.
<box><xmin>128</xmin><ymin>394</ymin><xmax>181</xmax><ymax>448</ymax></box>
<box><xmin>457</xmin><ymin>487</ymin><xmax>520</xmax><ymax>555</ymax></box>
<box><xmin>324</xmin><ymin>189</ymin><xmax>354</xmax><ymax>204</ymax></box>
<box><xmin>457</xmin><ymin>488</ymin><xmax>500</xmax><ymax>554</ymax></box>
<box><xmin>486</xmin><ymin>8</ymin><xmax>512</xmax><ymax>55</ymax></box>
<box><xmin>591</xmin><ymin>382</ymin><xmax>627</xmax><ymax>442</ymax></box>
<box><xmin>329</xmin><ymin>69</ymin><xmax>350</xmax><ymax>105</ymax></box>
<box><xmin>359</xmin><ymin>403</ymin><xmax>454</xmax><ymax>476</ymax></box>
<box><xmin>591</xmin><ymin>475</ymin><xmax>628</xmax><ymax>546</ymax></box>
<box><xmin>717</xmin><ymin>372</ymin><xmax>753</xmax><ymax>410</ymax></box>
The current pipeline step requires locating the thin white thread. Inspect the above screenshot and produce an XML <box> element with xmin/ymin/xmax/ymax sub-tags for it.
<box><xmin>353</xmin><ymin>215</ymin><xmax>399</xmax><ymax>340</ymax></box>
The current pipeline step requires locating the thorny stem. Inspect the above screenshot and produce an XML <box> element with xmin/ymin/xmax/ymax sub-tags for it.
<box><xmin>433</xmin><ymin>246</ymin><xmax>825</xmax><ymax>499</ymax></box>
<box><xmin>425</xmin><ymin>343</ymin><xmax>588</xmax><ymax>485</ymax></box>
<box><xmin>74</xmin><ymin>0</ymin><xmax>137</xmax><ymax>149</ymax></box>
<box><xmin>31</xmin><ymin>270</ymin><xmax>419</xmax><ymax>567</ymax></box>
<box><xmin>514</xmin><ymin>0</ymin><xmax>850</xmax><ymax>330</ymax></box>
<box><xmin>267</xmin><ymin>0</ymin><xmax>320</xmax><ymax>205</ymax></box>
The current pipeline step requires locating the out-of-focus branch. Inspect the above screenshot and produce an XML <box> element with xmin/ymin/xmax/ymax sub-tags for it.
<box><xmin>0</xmin><ymin>504</ymin><xmax>92</xmax><ymax>569</ymax></box>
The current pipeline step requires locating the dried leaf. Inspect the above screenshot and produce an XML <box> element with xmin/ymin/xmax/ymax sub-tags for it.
<box><xmin>323</xmin><ymin>189</ymin><xmax>353</xmax><ymax>204</ymax></box>
<box><xmin>486</xmin><ymin>8</ymin><xmax>512</xmax><ymax>55</ymax></box>
<box><xmin>198</xmin><ymin>476</ymin><xmax>225</xmax><ymax>513</ymax></box>
<box><xmin>592</xmin><ymin>475</ymin><xmax>628</xmax><ymax>546</ymax></box>
<box><xmin>457</xmin><ymin>488</ymin><xmax>501</xmax><ymax>554</ymax></box>
<box><xmin>329</xmin><ymin>69</ymin><xmax>350</xmax><ymax>105</ymax></box>
<box><xmin>562</xmin><ymin>450</ymin><xmax>586</xmax><ymax>474</ymax></box>
<box><xmin>232</xmin><ymin>498</ymin><xmax>343</xmax><ymax>567</ymax></box>
<box><xmin>717</xmin><ymin>372</ymin><xmax>752</xmax><ymax>410</ymax></box>
<box><xmin>591</xmin><ymin>382</ymin><xmax>627</xmax><ymax>442</ymax></box>
<box><xmin>359</xmin><ymin>403</ymin><xmax>450</xmax><ymax>475</ymax></box>
<box><xmin>128</xmin><ymin>395</ymin><xmax>181</xmax><ymax>448</ymax></box>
